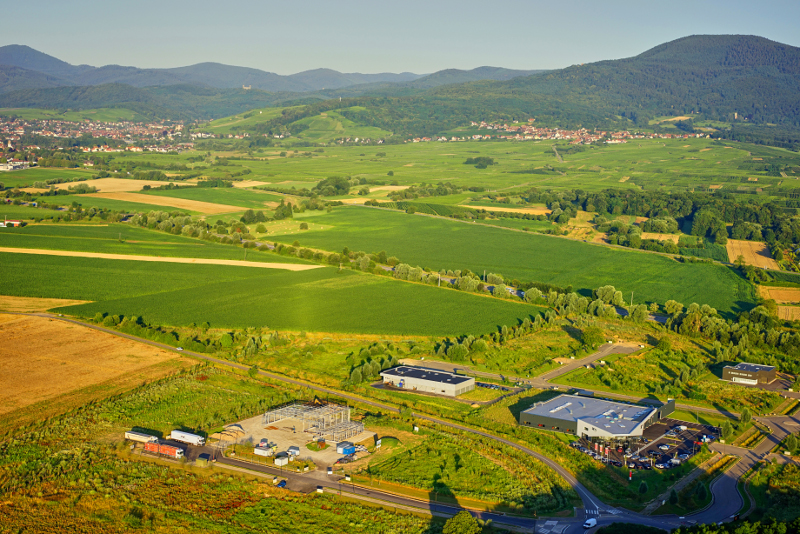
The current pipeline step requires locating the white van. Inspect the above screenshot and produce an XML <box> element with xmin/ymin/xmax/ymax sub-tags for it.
<box><xmin>583</xmin><ymin>518</ymin><xmax>597</xmax><ymax>529</ymax></box>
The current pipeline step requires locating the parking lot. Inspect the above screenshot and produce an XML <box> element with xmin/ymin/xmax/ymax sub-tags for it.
<box><xmin>569</xmin><ymin>418</ymin><xmax>718</xmax><ymax>471</ymax></box>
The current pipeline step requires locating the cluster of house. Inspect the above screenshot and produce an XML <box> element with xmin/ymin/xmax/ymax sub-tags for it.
<box><xmin>335</xmin><ymin>137</ymin><xmax>384</xmax><ymax>144</ymax></box>
<box><xmin>79</xmin><ymin>143</ymin><xmax>193</xmax><ymax>154</ymax></box>
<box><xmin>0</xmin><ymin>117</ymin><xmax>183</xmax><ymax>145</ymax></box>
<box><xmin>467</xmin><ymin>120</ymin><xmax>710</xmax><ymax>144</ymax></box>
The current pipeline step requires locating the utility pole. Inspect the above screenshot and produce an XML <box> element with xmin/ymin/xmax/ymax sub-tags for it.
<box><xmin>630</xmin><ymin>291</ymin><xmax>634</xmax><ymax>306</ymax></box>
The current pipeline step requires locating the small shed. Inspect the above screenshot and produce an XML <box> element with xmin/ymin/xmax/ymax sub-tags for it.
<box><xmin>274</xmin><ymin>453</ymin><xmax>289</xmax><ymax>467</ymax></box>
<box><xmin>254</xmin><ymin>446</ymin><xmax>273</xmax><ymax>457</ymax></box>
<box><xmin>336</xmin><ymin>441</ymin><xmax>355</xmax><ymax>455</ymax></box>
<box><xmin>288</xmin><ymin>446</ymin><xmax>300</xmax><ymax>456</ymax></box>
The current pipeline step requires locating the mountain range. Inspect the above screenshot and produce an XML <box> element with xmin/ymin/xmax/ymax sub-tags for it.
<box><xmin>0</xmin><ymin>36</ymin><xmax>798</xmax><ymax>139</ymax></box>
<box><xmin>0</xmin><ymin>45</ymin><xmax>540</xmax><ymax>94</ymax></box>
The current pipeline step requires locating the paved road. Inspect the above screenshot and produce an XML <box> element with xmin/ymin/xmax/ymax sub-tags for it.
<box><xmin>18</xmin><ymin>312</ymin><xmax>787</xmax><ymax>529</ymax></box>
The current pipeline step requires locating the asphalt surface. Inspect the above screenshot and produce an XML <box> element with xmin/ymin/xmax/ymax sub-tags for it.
<box><xmin>19</xmin><ymin>312</ymin><xmax>794</xmax><ymax>530</ymax></box>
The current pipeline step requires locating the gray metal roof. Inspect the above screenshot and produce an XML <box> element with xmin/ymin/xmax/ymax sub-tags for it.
<box><xmin>523</xmin><ymin>394</ymin><xmax>656</xmax><ymax>436</ymax></box>
<box><xmin>730</xmin><ymin>362</ymin><xmax>775</xmax><ymax>373</ymax></box>
<box><xmin>380</xmin><ymin>366</ymin><xmax>473</xmax><ymax>385</ymax></box>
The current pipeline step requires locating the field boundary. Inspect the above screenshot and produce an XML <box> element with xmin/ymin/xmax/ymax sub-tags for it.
<box><xmin>0</xmin><ymin>247</ymin><xmax>324</xmax><ymax>271</ymax></box>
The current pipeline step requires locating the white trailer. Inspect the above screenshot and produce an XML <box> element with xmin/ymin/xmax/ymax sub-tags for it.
<box><xmin>169</xmin><ymin>430</ymin><xmax>205</xmax><ymax>446</ymax></box>
<box><xmin>254</xmin><ymin>446</ymin><xmax>274</xmax><ymax>457</ymax></box>
<box><xmin>125</xmin><ymin>431</ymin><xmax>158</xmax><ymax>443</ymax></box>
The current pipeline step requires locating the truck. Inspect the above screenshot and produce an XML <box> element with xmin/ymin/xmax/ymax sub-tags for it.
<box><xmin>124</xmin><ymin>430</ymin><xmax>158</xmax><ymax>444</ymax></box>
<box><xmin>143</xmin><ymin>441</ymin><xmax>184</xmax><ymax>459</ymax></box>
<box><xmin>169</xmin><ymin>430</ymin><xmax>205</xmax><ymax>446</ymax></box>
<box><xmin>676</xmin><ymin>425</ymin><xmax>688</xmax><ymax>432</ymax></box>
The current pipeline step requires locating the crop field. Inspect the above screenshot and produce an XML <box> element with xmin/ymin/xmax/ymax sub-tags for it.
<box><xmin>81</xmin><ymin>192</ymin><xmax>245</xmax><ymax>214</ymax></box>
<box><xmin>0</xmin><ymin>295</ymin><xmax>89</xmax><ymax>312</ymax></box>
<box><xmin>726</xmin><ymin>239</ymin><xmax>778</xmax><ymax>269</ymax></box>
<box><xmin>43</xmin><ymin>177</ymin><xmax>174</xmax><ymax>193</ymax></box>
<box><xmin>143</xmin><ymin>186</ymin><xmax>284</xmax><ymax>208</ymax></box>
<box><xmin>0</xmin><ymin>167</ymin><xmax>95</xmax><ymax>188</ymax></box>
<box><xmin>758</xmin><ymin>286</ymin><xmax>800</xmax><ymax>303</ymax></box>
<box><xmin>0</xmin><ymin>252</ymin><xmax>545</xmax><ymax>335</ymax></box>
<box><xmin>272</xmin><ymin>206</ymin><xmax>755</xmax><ymax>314</ymax></box>
<box><xmin>0</xmin><ymin>313</ymin><xmax>191</xmax><ymax>429</ymax></box>
<box><xmin>0</xmin><ymin>223</ymin><xmax>308</xmax><ymax>264</ymax></box>
<box><xmin>40</xmin><ymin>194</ymin><xmax>199</xmax><ymax>215</ymax></box>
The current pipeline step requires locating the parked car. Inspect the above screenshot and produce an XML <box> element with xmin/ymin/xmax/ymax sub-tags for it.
<box><xmin>659</xmin><ymin>444</ymin><xmax>670</xmax><ymax>451</ymax></box>
<box><xmin>276</xmin><ymin>480</ymin><xmax>287</xmax><ymax>489</ymax></box>
<box><xmin>678</xmin><ymin>453</ymin><xmax>691</xmax><ymax>461</ymax></box>
<box><xmin>655</xmin><ymin>463</ymin><xmax>666</xmax><ymax>469</ymax></box>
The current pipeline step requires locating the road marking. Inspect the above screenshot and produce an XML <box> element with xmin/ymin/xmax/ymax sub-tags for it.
<box><xmin>539</xmin><ymin>520</ymin><xmax>559</xmax><ymax>533</ymax></box>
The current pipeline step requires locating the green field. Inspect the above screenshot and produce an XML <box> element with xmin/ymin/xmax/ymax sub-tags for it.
<box><xmin>277</xmin><ymin>206</ymin><xmax>754</xmax><ymax>314</ymax></box>
<box><xmin>204</xmin><ymin>106</ymin><xmax>297</xmax><ymax>134</ymax></box>
<box><xmin>143</xmin><ymin>186</ymin><xmax>284</xmax><ymax>208</ymax></box>
<box><xmin>0</xmin><ymin>167</ymin><xmax>96</xmax><ymax>188</ymax></box>
<box><xmin>291</xmin><ymin>110</ymin><xmax>393</xmax><ymax>143</ymax></box>
<box><xmin>0</xmin><ymin>252</ymin><xmax>544</xmax><ymax>335</ymax></box>
<box><xmin>0</xmin><ymin>223</ymin><xmax>305</xmax><ymax>263</ymax></box>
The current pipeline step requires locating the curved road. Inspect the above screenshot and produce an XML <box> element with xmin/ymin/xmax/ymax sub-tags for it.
<box><xmin>20</xmin><ymin>312</ymin><xmax>782</xmax><ymax>531</ymax></box>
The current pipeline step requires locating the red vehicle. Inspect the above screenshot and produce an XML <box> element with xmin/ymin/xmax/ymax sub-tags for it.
<box><xmin>143</xmin><ymin>441</ymin><xmax>185</xmax><ymax>459</ymax></box>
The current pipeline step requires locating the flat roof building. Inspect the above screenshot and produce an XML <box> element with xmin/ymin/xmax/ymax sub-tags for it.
<box><xmin>722</xmin><ymin>363</ymin><xmax>776</xmax><ymax>385</ymax></box>
<box><xmin>519</xmin><ymin>394</ymin><xmax>674</xmax><ymax>439</ymax></box>
<box><xmin>380</xmin><ymin>366</ymin><xmax>475</xmax><ymax>397</ymax></box>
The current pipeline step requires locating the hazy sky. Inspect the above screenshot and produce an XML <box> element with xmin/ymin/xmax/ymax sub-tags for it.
<box><xmin>5</xmin><ymin>0</ymin><xmax>800</xmax><ymax>74</ymax></box>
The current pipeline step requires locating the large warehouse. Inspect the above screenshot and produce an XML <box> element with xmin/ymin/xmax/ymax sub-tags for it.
<box><xmin>380</xmin><ymin>366</ymin><xmax>475</xmax><ymax>397</ymax></box>
<box><xmin>722</xmin><ymin>363</ymin><xmax>777</xmax><ymax>385</ymax></box>
<box><xmin>519</xmin><ymin>394</ymin><xmax>675</xmax><ymax>439</ymax></box>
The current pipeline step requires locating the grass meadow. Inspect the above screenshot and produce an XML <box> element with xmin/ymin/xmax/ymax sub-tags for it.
<box><xmin>143</xmin><ymin>186</ymin><xmax>284</xmax><ymax>208</ymax></box>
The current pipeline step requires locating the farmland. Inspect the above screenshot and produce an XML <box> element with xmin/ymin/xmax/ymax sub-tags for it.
<box><xmin>0</xmin><ymin>313</ymin><xmax>192</xmax><ymax>429</ymax></box>
<box><xmin>275</xmin><ymin>206</ymin><xmax>754</xmax><ymax>315</ymax></box>
<box><xmin>0</xmin><ymin>252</ymin><xmax>545</xmax><ymax>335</ymax></box>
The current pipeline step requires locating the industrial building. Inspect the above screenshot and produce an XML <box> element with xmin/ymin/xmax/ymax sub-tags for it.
<box><xmin>519</xmin><ymin>394</ymin><xmax>675</xmax><ymax>439</ymax></box>
<box><xmin>722</xmin><ymin>363</ymin><xmax>777</xmax><ymax>385</ymax></box>
<box><xmin>379</xmin><ymin>366</ymin><xmax>475</xmax><ymax>397</ymax></box>
<box><xmin>262</xmin><ymin>401</ymin><xmax>364</xmax><ymax>442</ymax></box>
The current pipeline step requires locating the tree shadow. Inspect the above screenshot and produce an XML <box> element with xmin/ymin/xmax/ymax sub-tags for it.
<box><xmin>561</xmin><ymin>324</ymin><xmax>582</xmax><ymax>343</ymax></box>
<box><xmin>707</xmin><ymin>360</ymin><xmax>736</xmax><ymax>379</ymax></box>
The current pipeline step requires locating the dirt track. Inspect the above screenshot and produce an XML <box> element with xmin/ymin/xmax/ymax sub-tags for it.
<box><xmin>78</xmin><ymin>192</ymin><xmax>244</xmax><ymax>214</ymax></box>
<box><xmin>0</xmin><ymin>247</ymin><xmax>324</xmax><ymax>271</ymax></box>
<box><xmin>726</xmin><ymin>239</ymin><xmax>778</xmax><ymax>270</ymax></box>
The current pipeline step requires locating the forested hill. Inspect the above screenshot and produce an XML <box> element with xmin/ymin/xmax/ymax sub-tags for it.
<box><xmin>336</xmin><ymin>35</ymin><xmax>800</xmax><ymax>136</ymax></box>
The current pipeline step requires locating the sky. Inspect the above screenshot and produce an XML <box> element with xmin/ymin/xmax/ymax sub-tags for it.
<box><xmin>4</xmin><ymin>0</ymin><xmax>800</xmax><ymax>75</ymax></box>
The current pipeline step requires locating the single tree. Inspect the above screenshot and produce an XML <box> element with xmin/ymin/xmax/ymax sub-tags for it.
<box><xmin>740</xmin><ymin>407</ymin><xmax>752</xmax><ymax>425</ymax></box>
<box><xmin>443</xmin><ymin>511</ymin><xmax>481</xmax><ymax>534</ymax></box>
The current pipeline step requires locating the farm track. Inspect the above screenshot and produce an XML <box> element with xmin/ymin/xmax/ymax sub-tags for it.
<box><xmin>14</xmin><ymin>311</ymin><xmax>755</xmax><ymax>532</ymax></box>
<box><xmin>0</xmin><ymin>247</ymin><xmax>324</xmax><ymax>271</ymax></box>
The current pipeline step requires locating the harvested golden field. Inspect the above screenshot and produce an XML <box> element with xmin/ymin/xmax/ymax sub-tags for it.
<box><xmin>78</xmin><ymin>192</ymin><xmax>243</xmax><ymax>214</ymax></box>
<box><xmin>232</xmin><ymin>180</ymin><xmax>270</xmax><ymax>188</ymax></box>
<box><xmin>459</xmin><ymin>205</ymin><xmax>551</xmax><ymax>215</ymax></box>
<box><xmin>727</xmin><ymin>239</ymin><xmax>778</xmax><ymax>270</ymax></box>
<box><xmin>0</xmin><ymin>295</ymin><xmax>90</xmax><ymax>312</ymax></box>
<box><xmin>0</xmin><ymin>314</ymin><xmax>192</xmax><ymax>427</ymax></box>
<box><xmin>641</xmin><ymin>232</ymin><xmax>680</xmax><ymax>243</ymax></box>
<box><xmin>778</xmin><ymin>307</ymin><xmax>800</xmax><ymax>321</ymax></box>
<box><xmin>56</xmin><ymin>177</ymin><xmax>169</xmax><ymax>192</ymax></box>
<box><xmin>758</xmin><ymin>286</ymin><xmax>800</xmax><ymax>304</ymax></box>
<box><xmin>0</xmin><ymin>246</ymin><xmax>324</xmax><ymax>271</ymax></box>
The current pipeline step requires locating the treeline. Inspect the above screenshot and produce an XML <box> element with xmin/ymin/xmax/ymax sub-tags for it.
<box><xmin>517</xmin><ymin>187</ymin><xmax>800</xmax><ymax>245</ymax></box>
